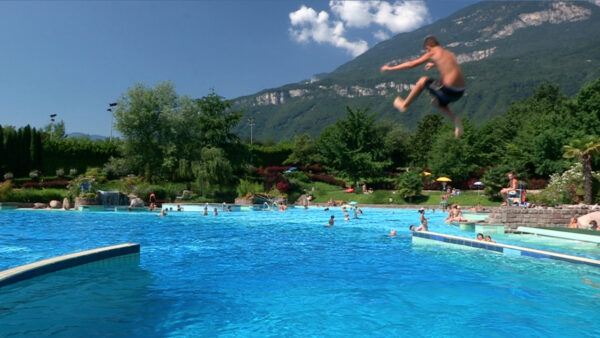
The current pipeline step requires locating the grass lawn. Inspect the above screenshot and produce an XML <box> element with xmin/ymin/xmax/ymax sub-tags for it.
<box><xmin>308</xmin><ymin>182</ymin><xmax>501</xmax><ymax>207</ymax></box>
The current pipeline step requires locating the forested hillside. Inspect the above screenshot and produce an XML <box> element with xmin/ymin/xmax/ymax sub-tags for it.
<box><xmin>231</xmin><ymin>1</ymin><xmax>600</xmax><ymax>141</ymax></box>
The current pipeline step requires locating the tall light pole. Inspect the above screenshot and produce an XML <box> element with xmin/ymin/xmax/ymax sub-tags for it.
<box><xmin>49</xmin><ymin>114</ymin><xmax>57</xmax><ymax>139</ymax></box>
<box><xmin>108</xmin><ymin>102</ymin><xmax>117</xmax><ymax>141</ymax></box>
<box><xmin>247</xmin><ymin>117</ymin><xmax>255</xmax><ymax>145</ymax></box>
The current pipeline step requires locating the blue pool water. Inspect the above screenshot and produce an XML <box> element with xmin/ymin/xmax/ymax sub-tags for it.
<box><xmin>1</xmin><ymin>208</ymin><xmax>600</xmax><ymax>337</ymax></box>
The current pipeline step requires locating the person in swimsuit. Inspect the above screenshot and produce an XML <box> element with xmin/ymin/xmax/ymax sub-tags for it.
<box><xmin>380</xmin><ymin>35</ymin><xmax>466</xmax><ymax>137</ymax></box>
<box><xmin>500</xmin><ymin>172</ymin><xmax>519</xmax><ymax>206</ymax></box>
<box><xmin>416</xmin><ymin>218</ymin><xmax>428</xmax><ymax>231</ymax></box>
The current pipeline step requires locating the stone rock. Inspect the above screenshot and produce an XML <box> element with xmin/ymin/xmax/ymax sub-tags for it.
<box><xmin>129</xmin><ymin>197</ymin><xmax>144</xmax><ymax>208</ymax></box>
<box><xmin>33</xmin><ymin>202</ymin><xmax>47</xmax><ymax>209</ymax></box>
<box><xmin>62</xmin><ymin>198</ymin><xmax>71</xmax><ymax>210</ymax></box>
<box><xmin>49</xmin><ymin>200</ymin><xmax>62</xmax><ymax>209</ymax></box>
<box><xmin>74</xmin><ymin>196</ymin><xmax>98</xmax><ymax>210</ymax></box>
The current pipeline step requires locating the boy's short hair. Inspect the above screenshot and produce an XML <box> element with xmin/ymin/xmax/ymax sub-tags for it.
<box><xmin>424</xmin><ymin>35</ymin><xmax>440</xmax><ymax>48</ymax></box>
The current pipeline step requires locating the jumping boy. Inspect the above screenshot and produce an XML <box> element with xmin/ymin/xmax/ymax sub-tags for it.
<box><xmin>380</xmin><ymin>35</ymin><xmax>466</xmax><ymax>137</ymax></box>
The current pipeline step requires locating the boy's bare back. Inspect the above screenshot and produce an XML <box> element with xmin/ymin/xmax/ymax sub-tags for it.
<box><xmin>427</xmin><ymin>47</ymin><xmax>465</xmax><ymax>89</ymax></box>
<box><xmin>380</xmin><ymin>35</ymin><xmax>466</xmax><ymax>138</ymax></box>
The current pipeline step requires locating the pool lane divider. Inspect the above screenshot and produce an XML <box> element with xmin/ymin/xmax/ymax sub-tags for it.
<box><xmin>0</xmin><ymin>243</ymin><xmax>140</xmax><ymax>287</ymax></box>
<box><xmin>412</xmin><ymin>231</ymin><xmax>600</xmax><ymax>268</ymax></box>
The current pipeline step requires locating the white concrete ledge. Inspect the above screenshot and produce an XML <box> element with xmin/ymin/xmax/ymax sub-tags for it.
<box><xmin>412</xmin><ymin>231</ymin><xmax>600</xmax><ymax>268</ymax></box>
<box><xmin>517</xmin><ymin>226</ymin><xmax>600</xmax><ymax>244</ymax></box>
<box><xmin>0</xmin><ymin>243</ymin><xmax>140</xmax><ymax>287</ymax></box>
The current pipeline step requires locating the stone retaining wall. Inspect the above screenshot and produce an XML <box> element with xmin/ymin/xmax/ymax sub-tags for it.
<box><xmin>486</xmin><ymin>206</ymin><xmax>599</xmax><ymax>231</ymax></box>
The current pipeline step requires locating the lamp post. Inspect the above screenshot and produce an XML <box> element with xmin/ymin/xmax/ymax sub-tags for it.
<box><xmin>108</xmin><ymin>102</ymin><xmax>117</xmax><ymax>141</ymax></box>
<box><xmin>247</xmin><ymin>117</ymin><xmax>255</xmax><ymax>145</ymax></box>
<box><xmin>49</xmin><ymin>114</ymin><xmax>57</xmax><ymax>139</ymax></box>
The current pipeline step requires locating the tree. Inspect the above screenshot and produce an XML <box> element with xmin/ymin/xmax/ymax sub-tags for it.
<box><xmin>284</xmin><ymin>133</ymin><xmax>322</xmax><ymax>166</ymax></box>
<box><xmin>114</xmin><ymin>82</ymin><xmax>178</xmax><ymax>181</ymax></box>
<box><xmin>382</xmin><ymin>122</ymin><xmax>411</xmax><ymax>170</ymax></box>
<box><xmin>195</xmin><ymin>91</ymin><xmax>242</xmax><ymax>149</ymax></box>
<box><xmin>427</xmin><ymin>119</ymin><xmax>478</xmax><ymax>184</ymax></box>
<box><xmin>192</xmin><ymin>147</ymin><xmax>233</xmax><ymax>196</ymax></box>
<box><xmin>43</xmin><ymin>120</ymin><xmax>66</xmax><ymax>139</ymax></box>
<box><xmin>30</xmin><ymin>128</ymin><xmax>42</xmax><ymax>172</ymax></box>
<box><xmin>475</xmin><ymin>83</ymin><xmax>570</xmax><ymax>178</ymax></box>
<box><xmin>408</xmin><ymin>114</ymin><xmax>443</xmax><ymax>166</ymax></box>
<box><xmin>316</xmin><ymin>106</ymin><xmax>390</xmax><ymax>185</ymax></box>
<box><xmin>563</xmin><ymin>135</ymin><xmax>600</xmax><ymax>204</ymax></box>
<box><xmin>395</xmin><ymin>168</ymin><xmax>424</xmax><ymax>201</ymax></box>
<box><xmin>0</xmin><ymin>125</ymin><xmax>4</xmax><ymax>174</ymax></box>
<box><xmin>566</xmin><ymin>78</ymin><xmax>600</xmax><ymax>137</ymax></box>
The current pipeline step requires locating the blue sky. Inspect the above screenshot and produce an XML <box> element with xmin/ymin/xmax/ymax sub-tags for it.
<box><xmin>0</xmin><ymin>0</ymin><xmax>481</xmax><ymax>136</ymax></box>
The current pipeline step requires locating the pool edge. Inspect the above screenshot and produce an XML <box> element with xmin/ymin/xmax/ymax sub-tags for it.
<box><xmin>412</xmin><ymin>231</ymin><xmax>600</xmax><ymax>268</ymax></box>
<box><xmin>0</xmin><ymin>243</ymin><xmax>140</xmax><ymax>287</ymax></box>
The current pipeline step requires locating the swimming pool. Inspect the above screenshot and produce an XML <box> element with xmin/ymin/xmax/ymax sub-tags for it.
<box><xmin>1</xmin><ymin>208</ymin><xmax>600</xmax><ymax>336</ymax></box>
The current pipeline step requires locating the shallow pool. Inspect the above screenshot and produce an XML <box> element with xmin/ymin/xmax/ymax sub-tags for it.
<box><xmin>1</xmin><ymin>208</ymin><xmax>600</xmax><ymax>336</ymax></box>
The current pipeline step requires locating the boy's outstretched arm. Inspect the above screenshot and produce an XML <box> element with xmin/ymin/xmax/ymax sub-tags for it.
<box><xmin>380</xmin><ymin>53</ymin><xmax>431</xmax><ymax>73</ymax></box>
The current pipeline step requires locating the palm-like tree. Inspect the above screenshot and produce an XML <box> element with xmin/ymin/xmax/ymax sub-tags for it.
<box><xmin>563</xmin><ymin>135</ymin><xmax>600</xmax><ymax>204</ymax></box>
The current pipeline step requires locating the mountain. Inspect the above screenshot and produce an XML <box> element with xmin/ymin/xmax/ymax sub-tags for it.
<box><xmin>67</xmin><ymin>132</ymin><xmax>108</xmax><ymax>141</ymax></box>
<box><xmin>231</xmin><ymin>1</ymin><xmax>600</xmax><ymax>141</ymax></box>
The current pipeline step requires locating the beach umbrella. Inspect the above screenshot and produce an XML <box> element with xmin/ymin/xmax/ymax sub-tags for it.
<box><xmin>436</xmin><ymin>177</ymin><xmax>452</xmax><ymax>191</ymax></box>
<box><xmin>473</xmin><ymin>181</ymin><xmax>484</xmax><ymax>197</ymax></box>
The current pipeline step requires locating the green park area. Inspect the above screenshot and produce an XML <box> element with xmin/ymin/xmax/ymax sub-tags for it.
<box><xmin>1</xmin><ymin>79</ymin><xmax>600</xmax><ymax>208</ymax></box>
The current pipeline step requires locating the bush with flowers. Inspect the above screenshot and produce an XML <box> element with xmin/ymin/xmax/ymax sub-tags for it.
<box><xmin>532</xmin><ymin>162</ymin><xmax>599</xmax><ymax>206</ymax></box>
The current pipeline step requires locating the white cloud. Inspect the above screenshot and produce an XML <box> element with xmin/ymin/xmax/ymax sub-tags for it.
<box><xmin>330</xmin><ymin>1</ymin><xmax>373</xmax><ymax>28</ymax></box>
<box><xmin>372</xmin><ymin>1</ymin><xmax>430</xmax><ymax>33</ymax></box>
<box><xmin>290</xmin><ymin>1</ymin><xmax>430</xmax><ymax>56</ymax></box>
<box><xmin>373</xmin><ymin>30</ymin><xmax>390</xmax><ymax>41</ymax></box>
<box><xmin>289</xmin><ymin>5</ymin><xmax>369</xmax><ymax>57</ymax></box>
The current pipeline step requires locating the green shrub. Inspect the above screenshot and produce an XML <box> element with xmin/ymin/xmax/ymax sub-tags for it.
<box><xmin>131</xmin><ymin>182</ymin><xmax>185</xmax><ymax>202</ymax></box>
<box><xmin>0</xmin><ymin>181</ymin><xmax>12</xmax><ymax>201</ymax></box>
<box><xmin>8</xmin><ymin>188</ymin><xmax>67</xmax><ymax>203</ymax></box>
<box><xmin>103</xmin><ymin>157</ymin><xmax>134</xmax><ymax>179</ymax></box>
<box><xmin>395</xmin><ymin>169</ymin><xmax>424</xmax><ymax>201</ymax></box>
<box><xmin>285</xmin><ymin>170</ymin><xmax>311</xmax><ymax>183</ymax></box>
<box><xmin>481</xmin><ymin>165</ymin><xmax>512</xmax><ymax>200</ymax></box>
<box><xmin>236</xmin><ymin>179</ymin><xmax>264</xmax><ymax>198</ymax></box>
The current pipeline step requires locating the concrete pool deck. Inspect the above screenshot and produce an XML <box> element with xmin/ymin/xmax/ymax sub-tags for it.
<box><xmin>516</xmin><ymin>226</ymin><xmax>600</xmax><ymax>244</ymax></box>
<box><xmin>0</xmin><ymin>243</ymin><xmax>140</xmax><ymax>287</ymax></box>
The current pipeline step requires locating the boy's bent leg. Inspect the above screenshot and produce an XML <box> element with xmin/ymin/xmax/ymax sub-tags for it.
<box><xmin>437</xmin><ymin>104</ymin><xmax>463</xmax><ymax>138</ymax></box>
<box><xmin>393</xmin><ymin>97</ymin><xmax>407</xmax><ymax>112</ymax></box>
<box><xmin>393</xmin><ymin>76</ymin><xmax>428</xmax><ymax>112</ymax></box>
